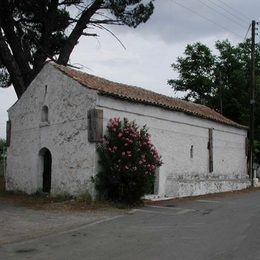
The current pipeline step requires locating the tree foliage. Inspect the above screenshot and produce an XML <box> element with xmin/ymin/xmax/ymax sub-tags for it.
<box><xmin>168</xmin><ymin>42</ymin><xmax>216</xmax><ymax>102</ymax></box>
<box><xmin>0</xmin><ymin>0</ymin><xmax>154</xmax><ymax>98</ymax></box>
<box><xmin>0</xmin><ymin>138</ymin><xmax>6</xmax><ymax>150</ymax></box>
<box><xmin>168</xmin><ymin>40</ymin><xmax>260</xmax><ymax>159</ymax></box>
<box><xmin>0</xmin><ymin>138</ymin><xmax>6</xmax><ymax>158</ymax></box>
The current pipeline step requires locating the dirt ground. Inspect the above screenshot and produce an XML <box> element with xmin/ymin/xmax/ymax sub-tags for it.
<box><xmin>0</xmin><ymin>201</ymin><xmax>125</xmax><ymax>245</ymax></box>
<box><xmin>0</xmin><ymin>177</ymin><xmax>126</xmax><ymax>245</ymax></box>
<box><xmin>0</xmin><ymin>177</ymin><xmax>114</xmax><ymax>211</ymax></box>
<box><xmin>1</xmin><ymin>176</ymin><xmax>260</xmax><ymax>210</ymax></box>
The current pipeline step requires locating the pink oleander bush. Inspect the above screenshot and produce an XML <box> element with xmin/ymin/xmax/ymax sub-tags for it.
<box><xmin>95</xmin><ymin>117</ymin><xmax>162</xmax><ymax>204</ymax></box>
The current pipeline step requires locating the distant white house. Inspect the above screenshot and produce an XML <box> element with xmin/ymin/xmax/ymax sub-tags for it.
<box><xmin>5</xmin><ymin>63</ymin><xmax>250</xmax><ymax>198</ymax></box>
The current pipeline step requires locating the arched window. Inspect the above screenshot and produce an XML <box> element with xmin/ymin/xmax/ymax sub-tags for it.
<box><xmin>41</xmin><ymin>106</ymin><xmax>49</xmax><ymax>123</ymax></box>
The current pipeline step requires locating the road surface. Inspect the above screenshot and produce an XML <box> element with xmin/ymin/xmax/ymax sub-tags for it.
<box><xmin>1</xmin><ymin>191</ymin><xmax>260</xmax><ymax>259</ymax></box>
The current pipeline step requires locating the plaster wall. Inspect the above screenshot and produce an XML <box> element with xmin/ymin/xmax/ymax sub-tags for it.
<box><xmin>97</xmin><ymin>95</ymin><xmax>249</xmax><ymax>198</ymax></box>
<box><xmin>6</xmin><ymin>64</ymin><xmax>97</xmax><ymax>195</ymax></box>
<box><xmin>6</xmin><ymin>64</ymin><xmax>249</xmax><ymax>198</ymax></box>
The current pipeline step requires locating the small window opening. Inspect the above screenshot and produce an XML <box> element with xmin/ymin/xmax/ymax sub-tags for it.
<box><xmin>41</xmin><ymin>106</ymin><xmax>49</xmax><ymax>123</ymax></box>
<box><xmin>190</xmin><ymin>145</ymin><xmax>194</xmax><ymax>158</ymax></box>
<box><xmin>44</xmin><ymin>85</ymin><xmax>48</xmax><ymax>96</ymax></box>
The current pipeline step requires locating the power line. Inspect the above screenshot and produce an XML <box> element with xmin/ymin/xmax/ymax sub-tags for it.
<box><xmin>244</xmin><ymin>23</ymin><xmax>252</xmax><ymax>41</ymax></box>
<box><xmin>215</xmin><ymin>0</ymin><xmax>251</xmax><ymax>22</ymax></box>
<box><xmin>206</xmin><ymin>0</ymin><xmax>248</xmax><ymax>25</ymax></box>
<box><xmin>171</xmin><ymin>0</ymin><xmax>244</xmax><ymax>39</ymax></box>
<box><xmin>197</xmin><ymin>0</ymin><xmax>246</xmax><ymax>29</ymax></box>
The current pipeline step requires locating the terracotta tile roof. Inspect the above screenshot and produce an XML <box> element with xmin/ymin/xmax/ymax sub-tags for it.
<box><xmin>53</xmin><ymin>63</ymin><xmax>246</xmax><ymax>129</ymax></box>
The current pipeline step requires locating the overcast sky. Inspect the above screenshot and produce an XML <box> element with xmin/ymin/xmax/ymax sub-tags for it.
<box><xmin>0</xmin><ymin>0</ymin><xmax>260</xmax><ymax>138</ymax></box>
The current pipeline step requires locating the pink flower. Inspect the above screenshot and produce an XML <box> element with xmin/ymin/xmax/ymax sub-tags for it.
<box><xmin>118</xmin><ymin>132</ymin><xmax>123</xmax><ymax>138</ymax></box>
<box><xmin>122</xmin><ymin>152</ymin><xmax>126</xmax><ymax>156</ymax></box>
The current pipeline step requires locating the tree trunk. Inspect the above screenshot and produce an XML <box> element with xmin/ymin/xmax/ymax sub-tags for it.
<box><xmin>0</xmin><ymin>31</ymin><xmax>25</xmax><ymax>98</ymax></box>
<box><xmin>58</xmin><ymin>0</ymin><xmax>103</xmax><ymax>65</ymax></box>
<box><xmin>0</xmin><ymin>0</ymin><xmax>32</xmax><ymax>87</ymax></box>
<box><xmin>33</xmin><ymin>0</ymin><xmax>59</xmax><ymax>74</ymax></box>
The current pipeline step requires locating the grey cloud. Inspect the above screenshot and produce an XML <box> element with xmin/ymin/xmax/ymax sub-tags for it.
<box><xmin>1</xmin><ymin>0</ymin><xmax>260</xmax><ymax>138</ymax></box>
<box><xmin>112</xmin><ymin>0</ymin><xmax>260</xmax><ymax>44</ymax></box>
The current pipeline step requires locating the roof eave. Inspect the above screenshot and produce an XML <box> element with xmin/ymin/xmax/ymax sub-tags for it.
<box><xmin>98</xmin><ymin>91</ymin><xmax>248</xmax><ymax>130</ymax></box>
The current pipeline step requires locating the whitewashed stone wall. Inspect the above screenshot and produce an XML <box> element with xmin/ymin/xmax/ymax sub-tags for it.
<box><xmin>6</xmin><ymin>64</ymin><xmax>250</xmax><ymax>198</ymax></box>
<box><xmin>6</xmin><ymin>64</ymin><xmax>97</xmax><ymax>196</ymax></box>
<box><xmin>97</xmin><ymin>95</ymin><xmax>249</xmax><ymax>198</ymax></box>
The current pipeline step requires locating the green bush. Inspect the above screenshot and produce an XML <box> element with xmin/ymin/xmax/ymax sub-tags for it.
<box><xmin>95</xmin><ymin>118</ymin><xmax>162</xmax><ymax>204</ymax></box>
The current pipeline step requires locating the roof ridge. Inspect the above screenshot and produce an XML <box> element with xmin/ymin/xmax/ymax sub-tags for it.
<box><xmin>53</xmin><ymin>63</ymin><xmax>183</xmax><ymax>101</ymax></box>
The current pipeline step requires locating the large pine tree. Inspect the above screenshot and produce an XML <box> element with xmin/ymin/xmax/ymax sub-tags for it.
<box><xmin>0</xmin><ymin>0</ymin><xmax>154</xmax><ymax>98</ymax></box>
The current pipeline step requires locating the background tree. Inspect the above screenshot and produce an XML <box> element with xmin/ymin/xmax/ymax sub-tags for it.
<box><xmin>0</xmin><ymin>0</ymin><xmax>154</xmax><ymax>98</ymax></box>
<box><xmin>168</xmin><ymin>42</ymin><xmax>216</xmax><ymax>103</ymax></box>
<box><xmin>168</xmin><ymin>39</ymin><xmax>260</xmax><ymax>162</ymax></box>
<box><xmin>0</xmin><ymin>139</ymin><xmax>6</xmax><ymax>151</ymax></box>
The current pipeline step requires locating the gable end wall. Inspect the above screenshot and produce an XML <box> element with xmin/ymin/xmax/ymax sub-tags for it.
<box><xmin>6</xmin><ymin>64</ymin><xmax>98</xmax><ymax>195</ymax></box>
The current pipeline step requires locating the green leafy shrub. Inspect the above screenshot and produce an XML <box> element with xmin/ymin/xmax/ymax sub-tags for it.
<box><xmin>95</xmin><ymin>118</ymin><xmax>162</xmax><ymax>204</ymax></box>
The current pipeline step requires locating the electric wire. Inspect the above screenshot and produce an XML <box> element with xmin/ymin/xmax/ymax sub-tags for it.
<box><xmin>244</xmin><ymin>23</ymin><xmax>252</xmax><ymax>41</ymax></box>
<box><xmin>171</xmin><ymin>0</ymin><xmax>244</xmax><ymax>39</ymax></box>
<box><xmin>197</xmin><ymin>0</ymin><xmax>246</xmax><ymax>29</ymax></box>
<box><xmin>215</xmin><ymin>0</ymin><xmax>251</xmax><ymax>22</ymax></box>
<box><xmin>204</xmin><ymin>0</ymin><xmax>248</xmax><ymax>26</ymax></box>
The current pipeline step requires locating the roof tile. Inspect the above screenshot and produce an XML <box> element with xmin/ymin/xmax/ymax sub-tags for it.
<box><xmin>53</xmin><ymin>63</ymin><xmax>246</xmax><ymax>129</ymax></box>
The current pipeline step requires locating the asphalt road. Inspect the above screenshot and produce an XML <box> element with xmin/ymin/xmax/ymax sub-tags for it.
<box><xmin>1</xmin><ymin>191</ymin><xmax>260</xmax><ymax>260</ymax></box>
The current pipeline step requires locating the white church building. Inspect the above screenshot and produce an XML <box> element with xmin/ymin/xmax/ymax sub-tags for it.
<box><xmin>5</xmin><ymin>63</ymin><xmax>250</xmax><ymax>198</ymax></box>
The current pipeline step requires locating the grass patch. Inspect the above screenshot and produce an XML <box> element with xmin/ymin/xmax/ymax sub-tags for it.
<box><xmin>0</xmin><ymin>177</ymin><xmax>126</xmax><ymax>211</ymax></box>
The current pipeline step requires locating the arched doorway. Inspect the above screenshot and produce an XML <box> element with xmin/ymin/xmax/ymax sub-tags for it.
<box><xmin>39</xmin><ymin>148</ymin><xmax>52</xmax><ymax>193</ymax></box>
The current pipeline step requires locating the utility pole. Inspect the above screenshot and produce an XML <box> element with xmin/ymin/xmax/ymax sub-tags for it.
<box><xmin>217</xmin><ymin>70</ymin><xmax>223</xmax><ymax>114</ymax></box>
<box><xmin>249</xmin><ymin>20</ymin><xmax>256</xmax><ymax>185</ymax></box>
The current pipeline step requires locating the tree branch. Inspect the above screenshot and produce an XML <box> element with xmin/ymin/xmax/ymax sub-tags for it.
<box><xmin>93</xmin><ymin>24</ymin><xmax>126</xmax><ymax>50</ymax></box>
<box><xmin>58</xmin><ymin>0</ymin><xmax>104</xmax><ymax>65</ymax></box>
<box><xmin>58</xmin><ymin>0</ymin><xmax>82</xmax><ymax>6</ymax></box>
<box><xmin>82</xmin><ymin>32</ymin><xmax>98</xmax><ymax>37</ymax></box>
<box><xmin>90</xmin><ymin>19</ymin><xmax>123</xmax><ymax>25</ymax></box>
